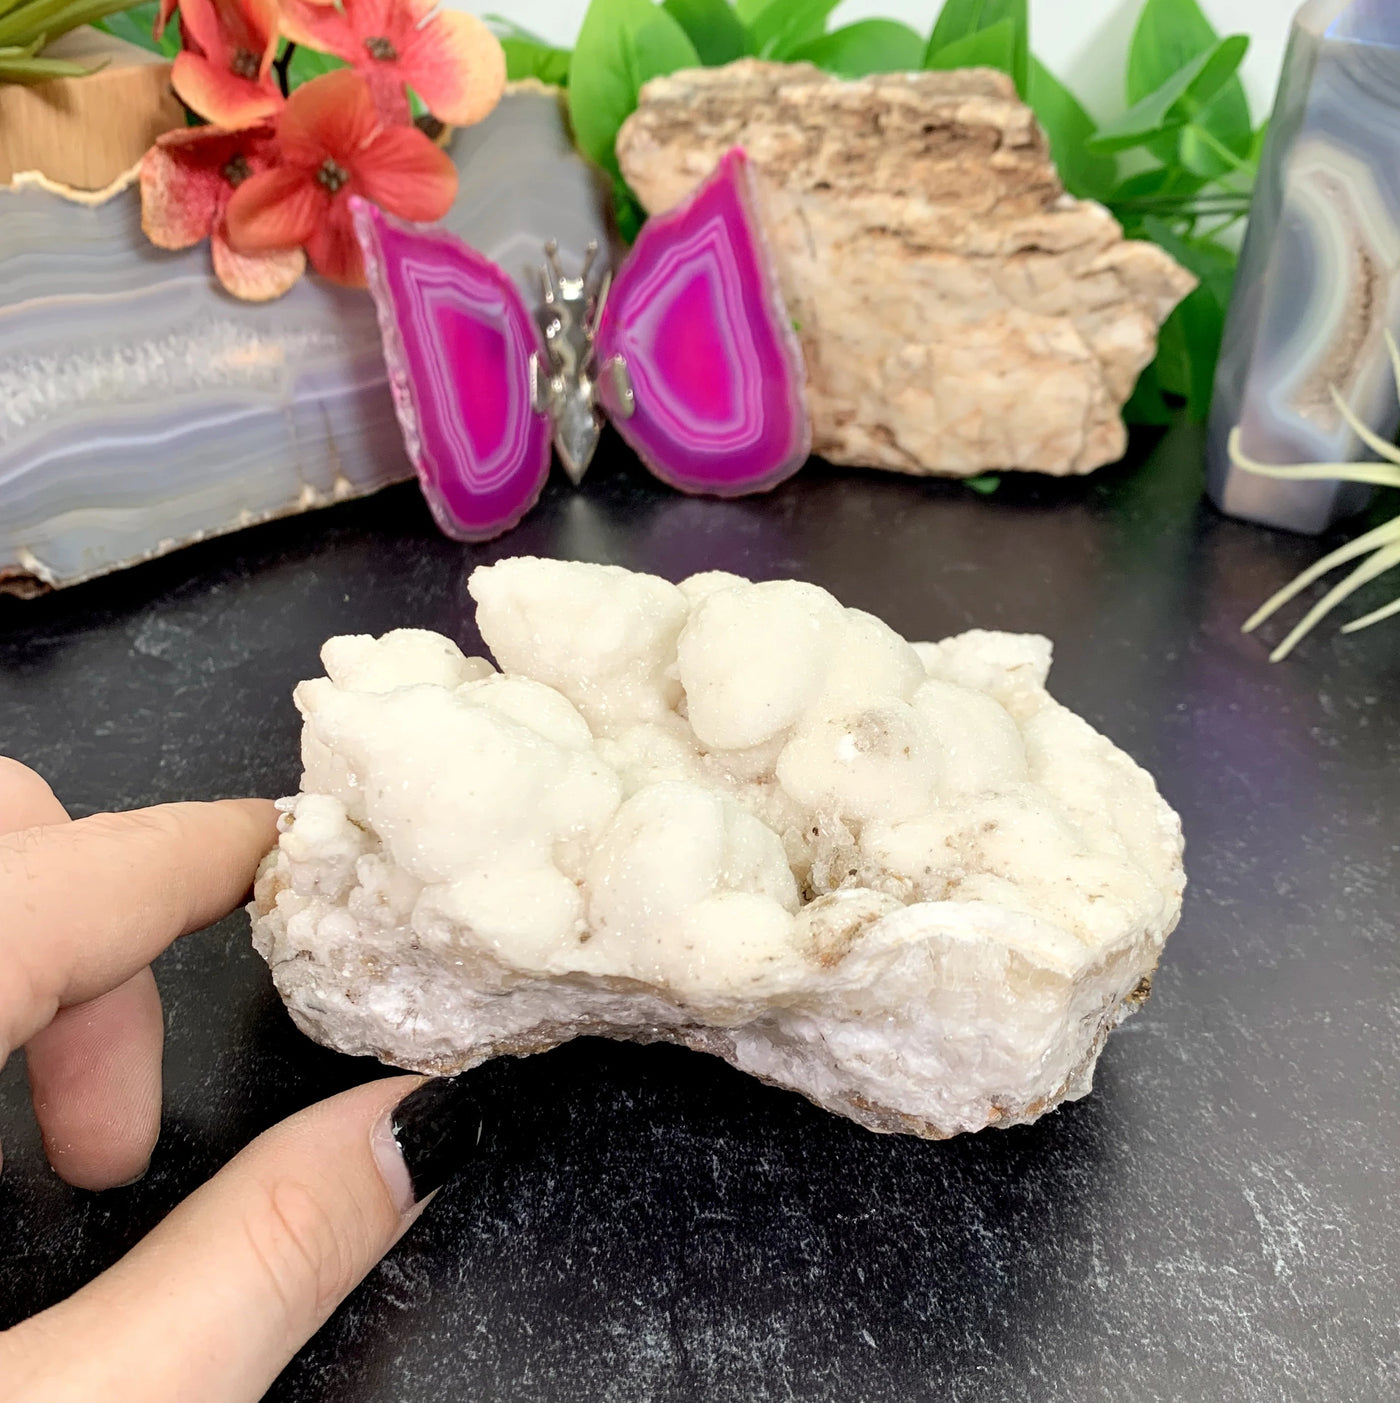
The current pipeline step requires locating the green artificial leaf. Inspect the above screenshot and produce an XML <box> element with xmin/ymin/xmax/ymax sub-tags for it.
<box><xmin>1157</xmin><ymin>285</ymin><xmax>1224</xmax><ymax>420</ymax></box>
<box><xmin>924</xmin><ymin>17</ymin><xmax>1017</xmax><ymax>88</ymax></box>
<box><xmin>1142</xmin><ymin>216</ymin><xmax>1236</xmax><ymax>296</ymax></box>
<box><xmin>1088</xmin><ymin>35</ymin><xmax>1248</xmax><ymax>154</ymax></box>
<box><xmin>612</xmin><ymin>176</ymin><xmax>647</xmax><ymax>243</ymax></box>
<box><xmin>1122</xmin><ymin>358</ymin><xmax>1175</xmax><ymax>427</ymax></box>
<box><xmin>744</xmin><ymin>0</ymin><xmax>839</xmax><ymax>60</ymax></box>
<box><xmin>1124</xmin><ymin>207</ymin><xmax>1243</xmax><ymax>425</ymax></box>
<box><xmin>1180</xmin><ymin>287</ymin><xmax>1227</xmax><ymax>419</ymax></box>
<box><xmin>1137</xmin><ymin>217</ymin><xmax>1236</xmax><ymax>421</ymax></box>
<box><xmin>1153</xmin><ymin>301</ymin><xmax>1191</xmax><ymax>401</ymax></box>
<box><xmin>1127</xmin><ymin>0</ymin><xmax>1206</xmax><ymax>94</ymax></box>
<box><xmin>501</xmin><ymin>35</ymin><xmax>572</xmax><ymax>85</ymax></box>
<box><xmin>286</xmin><ymin>43</ymin><xmax>347</xmax><ymax>88</ymax></box>
<box><xmin>1127</xmin><ymin>0</ymin><xmax>1252</xmax><ymax>176</ymax></box>
<box><xmin>95</xmin><ymin>1</ymin><xmax>179</xmax><ymax>58</ymax></box>
<box><xmin>1179</xmin><ymin>119</ymin><xmax>1254</xmax><ymax>179</ymax></box>
<box><xmin>486</xmin><ymin>14</ymin><xmax>579</xmax><ymax>84</ymax></box>
<box><xmin>1127</xmin><ymin>0</ymin><xmax>1226</xmax><ymax>100</ymax></box>
<box><xmin>568</xmin><ymin>0</ymin><xmax>699</xmax><ymax>179</ymax></box>
<box><xmin>1111</xmin><ymin>165</ymin><xmax>1208</xmax><ymax>203</ymax></box>
<box><xmin>966</xmin><ymin>474</ymin><xmax>1002</xmax><ymax>495</ymax></box>
<box><xmin>789</xmin><ymin>19</ymin><xmax>924</xmax><ymax>77</ymax></box>
<box><xmin>1108</xmin><ymin>165</ymin><xmax>1254</xmax><ymax>239</ymax></box>
<box><xmin>1026</xmin><ymin>58</ymin><xmax>1116</xmax><ymax>202</ymax></box>
<box><xmin>484</xmin><ymin>14</ymin><xmax>554</xmax><ymax>43</ymax></box>
<box><xmin>662</xmin><ymin>0</ymin><xmax>750</xmax><ymax>66</ymax></box>
<box><xmin>926</xmin><ymin>0</ymin><xmax>1027</xmax><ymax>97</ymax></box>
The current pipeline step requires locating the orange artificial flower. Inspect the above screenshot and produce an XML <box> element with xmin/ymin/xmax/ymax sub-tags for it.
<box><xmin>171</xmin><ymin>0</ymin><xmax>283</xmax><ymax>129</ymax></box>
<box><xmin>225</xmin><ymin>69</ymin><xmax>458</xmax><ymax>288</ymax></box>
<box><xmin>140</xmin><ymin>124</ymin><xmax>305</xmax><ymax>301</ymax></box>
<box><xmin>278</xmin><ymin>0</ymin><xmax>505</xmax><ymax>127</ymax></box>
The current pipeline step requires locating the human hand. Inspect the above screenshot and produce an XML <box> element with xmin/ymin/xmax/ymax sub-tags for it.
<box><xmin>0</xmin><ymin>758</ymin><xmax>476</xmax><ymax>1402</ymax></box>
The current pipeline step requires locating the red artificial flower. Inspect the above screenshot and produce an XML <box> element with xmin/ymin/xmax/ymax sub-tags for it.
<box><xmin>153</xmin><ymin>0</ymin><xmax>178</xmax><ymax>39</ymax></box>
<box><xmin>225</xmin><ymin>68</ymin><xmax>458</xmax><ymax>287</ymax></box>
<box><xmin>140</xmin><ymin>124</ymin><xmax>306</xmax><ymax>301</ymax></box>
<box><xmin>171</xmin><ymin>0</ymin><xmax>283</xmax><ymax>129</ymax></box>
<box><xmin>278</xmin><ymin>0</ymin><xmax>505</xmax><ymax>127</ymax></box>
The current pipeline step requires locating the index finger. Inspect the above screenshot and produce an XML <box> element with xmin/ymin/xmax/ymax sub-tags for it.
<box><xmin>0</xmin><ymin>756</ymin><xmax>70</xmax><ymax>832</ymax></box>
<box><xmin>0</xmin><ymin>799</ymin><xmax>277</xmax><ymax>1056</ymax></box>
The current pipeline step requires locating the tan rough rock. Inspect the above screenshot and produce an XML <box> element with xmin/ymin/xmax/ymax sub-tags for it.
<box><xmin>616</xmin><ymin>61</ymin><xmax>1196</xmax><ymax>478</ymax></box>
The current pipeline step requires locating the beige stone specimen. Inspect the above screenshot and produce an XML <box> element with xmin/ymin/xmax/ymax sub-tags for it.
<box><xmin>616</xmin><ymin>61</ymin><xmax>1196</xmax><ymax>478</ymax></box>
<box><xmin>250</xmin><ymin>559</ymin><xmax>1186</xmax><ymax>1138</ymax></box>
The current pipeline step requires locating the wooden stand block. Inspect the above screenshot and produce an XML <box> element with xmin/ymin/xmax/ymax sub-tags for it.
<box><xmin>0</xmin><ymin>28</ymin><xmax>185</xmax><ymax>191</ymax></box>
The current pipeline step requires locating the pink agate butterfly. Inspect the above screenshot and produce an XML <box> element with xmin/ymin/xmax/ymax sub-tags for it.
<box><xmin>350</xmin><ymin>149</ymin><xmax>811</xmax><ymax>542</ymax></box>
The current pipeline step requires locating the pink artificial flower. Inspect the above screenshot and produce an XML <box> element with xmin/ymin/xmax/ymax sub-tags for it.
<box><xmin>171</xmin><ymin>0</ymin><xmax>283</xmax><ymax>129</ymax></box>
<box><xmin>225</xmin><ymin>68</ymin><xmax>458</xmax><ymax>288</ymax></box>
<box><xmin>140</xmin><ymin>123</ymin><xmax>306</xmax><ymax>301</ymax></box>
<box><xmin>278</xmin><ymin>0</ymin><xmax>505</xmax><ymax>127</ymax></box>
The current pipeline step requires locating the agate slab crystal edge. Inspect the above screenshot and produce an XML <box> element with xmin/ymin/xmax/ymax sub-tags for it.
<box><xmin>0</xmin><ymin>88</ymin><xmax>611</xmax><ymax>593</ymax></box>
<box><xmin>355</xmin><ymin>200</ymin><xmax>554</xmax><ymax>543</ymax></box>
<box><xmin>595</xmin><ymin>148</ymin><xmax>811</xmax><ymax>497</ymax></box>
<box><xmin>353</xmin><ymin>149</ymin><xmax>811</xmax><ymax>539</ymax></box>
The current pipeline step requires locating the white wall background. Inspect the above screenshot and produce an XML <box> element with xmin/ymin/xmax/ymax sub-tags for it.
<box><xmin>455</xmin><ymin>0</ymin><xmax>1294</xmax><ymax>125</ymax></box>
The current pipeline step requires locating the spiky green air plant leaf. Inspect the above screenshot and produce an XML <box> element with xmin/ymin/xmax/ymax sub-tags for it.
<box><xmin>1230</xmin><ymin>330</ymin><xmax>1400</xmax><ymax>661</ymax></box>
<box><xmin>0</xmin><ymin>0</ymin><xmax>133</xmax><ymax>81</ymax></box>
<box><xmin>0</xmin><ymin>46</ymin><xmax>99</xmax><ymax>80</ymax></box>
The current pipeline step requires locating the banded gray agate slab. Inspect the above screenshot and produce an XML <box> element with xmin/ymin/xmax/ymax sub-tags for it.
<box><xmin>0</xmin><ymin>85</ymin><xmax>612</xmax><ymax>594</ymax></box>
<box><xmin>1206</xmin><ymin>0</ymin><xmax>1400</xmax><ymax>535</ymax></box>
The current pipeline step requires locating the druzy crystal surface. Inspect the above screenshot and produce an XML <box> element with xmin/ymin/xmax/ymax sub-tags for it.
<box><xmin>250</xmin><ymin>560</ymin><xmax>1186</xmax><ymax>1139</ymax></box>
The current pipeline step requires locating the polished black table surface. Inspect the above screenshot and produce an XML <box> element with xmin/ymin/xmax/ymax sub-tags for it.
<box><xmin>2</xmin><ymin>426</ymin><xmax>1397</xmax><ymax>1401</ymax></box>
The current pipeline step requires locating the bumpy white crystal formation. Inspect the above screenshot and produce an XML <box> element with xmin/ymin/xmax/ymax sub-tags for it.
<box><xmin>251</xmin><ymin>559</ymin><xmax>1185</xmax><ymax>1137</ymax></box>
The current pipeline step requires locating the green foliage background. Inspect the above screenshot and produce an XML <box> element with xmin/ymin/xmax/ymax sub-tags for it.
<box><xmin>496</xmin><ymin>0</ymin><xmax>1263</xmax><ymax>427</ymax></box>
<box><xmin>95</xmin><ymin>0</ymin><xmax>1261</xmax><ymax>429</ymax></box>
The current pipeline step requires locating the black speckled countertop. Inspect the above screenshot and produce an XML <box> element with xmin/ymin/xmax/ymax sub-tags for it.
<box><xmin>1</xmin><ymin>425</ymin><xmax>1397</xmax><ymax>1402</ymax></box>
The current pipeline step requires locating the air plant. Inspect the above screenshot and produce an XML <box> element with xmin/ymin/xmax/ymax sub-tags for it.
<box><xmin>0</xmin><ymin>0</ymin><xmax>135</xmax><ymax>82</ymax></box>
<box><xmin>1228</xmin><ymin>331</ymin><xmax>1400</xmax><ymax>661</ymax></box>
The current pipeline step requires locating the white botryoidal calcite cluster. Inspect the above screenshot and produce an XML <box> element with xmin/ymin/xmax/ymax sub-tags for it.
<box><xmin>250</xmin><ymin>558</ymin><xmax>1185</xmax><ymax>1137</ymax></box>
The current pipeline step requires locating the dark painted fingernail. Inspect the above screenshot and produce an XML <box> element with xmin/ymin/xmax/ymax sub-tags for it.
<box><xmin>386</xmin><ymin>1077</ymin><xmax>486</xmax><ymax>1205</ymax></box>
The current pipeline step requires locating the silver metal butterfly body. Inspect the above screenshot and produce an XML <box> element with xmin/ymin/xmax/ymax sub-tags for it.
<box><xmin>527</xmin><ymin>241</ymin><xmax>635</xmax><ymax>485</ymax></box>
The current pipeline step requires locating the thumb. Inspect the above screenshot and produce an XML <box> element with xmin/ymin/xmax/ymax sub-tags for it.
<box><xmin>0</xmin><ymin>1075</ymin><xmax>483</xmax><ymax>1403</ymax></box>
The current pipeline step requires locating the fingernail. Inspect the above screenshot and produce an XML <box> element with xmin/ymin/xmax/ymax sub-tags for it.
<box><xmin>375</xmin><ymin>1076</ymin><xmax>485</xmax><ymax>1212</ymax></box>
